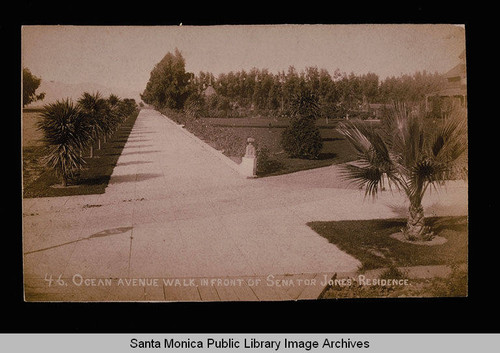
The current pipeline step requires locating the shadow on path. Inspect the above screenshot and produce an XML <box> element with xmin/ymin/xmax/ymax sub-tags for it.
<box><xmin>120</xmin><ymin>150</ymin><xmax>162</xmax><ymax>156</ymax></box>
<box><xmin>24</xmin><ymin>226</ymin><xmax>134</xmax><ymax>255</ymax></box>
<box><xmin>109</xmin><ymin>173</ymin><xmax>163</xmax><ymax>184</ymax></box>
<box><xmin>116</xmin><ymin>161</ymin><xmax>152</xmax><ymax>167</ymax></box>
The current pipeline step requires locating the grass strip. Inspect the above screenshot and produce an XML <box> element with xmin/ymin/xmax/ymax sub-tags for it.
<box><xmin>23</xmin><ymin>111</ymin><xmax>139</xmax><ymax>198</ymax></box>
<box><xmin>308</xmin><ymin>216</ymin><xmax>468</xmax><ymax>271</ymax></box>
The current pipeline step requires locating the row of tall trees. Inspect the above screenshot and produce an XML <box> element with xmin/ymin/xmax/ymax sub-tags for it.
<box><xmin>37</xmin><ymin>92</ymin><xmax>138</xmax><ymax>187</ymax></box>
<box><xmin>141</xmin><ymin>49</ymin><xmax>193</xmax><ymax>110</ymax></box>
<box><xmin>195</xmin><ymin>68</ymin><xmax>444</xmax><ymax>118</ymax></box>
<box><xmin>141</xmin><ymin>50</ymin><xmax>445</xmax><ymax>119</ymax></box>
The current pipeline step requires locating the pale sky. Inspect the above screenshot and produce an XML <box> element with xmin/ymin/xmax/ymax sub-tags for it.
<box><xmin>21</xmin><ymin>24</ymin><xmax>466</xmax><ymax>94</ymax></box>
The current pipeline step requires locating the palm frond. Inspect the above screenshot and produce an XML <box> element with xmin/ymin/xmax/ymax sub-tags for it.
<box><xmin>337</xmin><ymin>121</ymin><xmax>400</xmax><ymax>197</ymax></box>
<box><xmin>430</xmin><ymin>109</ymin><xmax>467</xmax><ymax>164</ymax></box>
<box><xmin>408</xmin><ymin>158</ymin><xmax>447</xmax><ymax>195</ymax></box>
<box><xmin>77</xmin><ymin>91</ymin><xmax>125</xmax><ymax>141</ymax></box>
<box><xmin>341</xmin><ymin>162</ymin><xmax>385</xmax><ymax>198</ymax></box>
<box><xmin>339</xmin><ymin>101</ymin><xmax>467</xmax><ymax>202</ymax></box>
<box><xmin>337</xmin><ymin>121</ymin><xmax>372</xmax><ymax>156</ymax></box>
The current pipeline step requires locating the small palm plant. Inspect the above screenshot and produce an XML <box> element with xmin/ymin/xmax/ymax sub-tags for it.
<box><xmin>106</xmin><ymin>94</ymin><xmax>123</xmax><ymax>140</ymax></box>
<box><xmin>120</xmin><ymin>98</ymin><xmax>139</xmax><ymax>118</ymax></box>
<box><xmin>37</xmin><ymin>99</ymin><xmax>91</xmax><ymax>187</ymax></box>
<box><xmin>107</xmin><ymin>93</ymin><xmax>121</xmax><ymax>108</ymax></box>
<box><xmin>337</xmin><ymin>103</ymin><xmax>467</xmax><ymax>241</ymax></box>
<box><xmin>77</xmin><ymin>92</ymin><xmax>109</xmax><ymax>155</ymax></box>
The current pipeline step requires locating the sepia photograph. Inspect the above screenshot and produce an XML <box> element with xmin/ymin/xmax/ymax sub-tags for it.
<box><xmin>21</xmin><ymin>24</ymin><xmax>468</xmax><ymax>302</ymax></box>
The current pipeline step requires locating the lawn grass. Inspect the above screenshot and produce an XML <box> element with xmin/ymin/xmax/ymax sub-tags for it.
<box><xmin>23</xmin><ymin>111</ymin><xmax>139</xmax><ymax>198</ymax></box>
<box><xmin>166</xmin><ymin>109</ymin><xmax>467</xmax><ymax>179</ymax></box>
<box><xmin>308</xmin><ymin>216</ymin><xmax>468</xmax><ymax>271</ymax></box>
<box><xmin>320</xmin><ymin>265</ymin><xmax>468</xmax><ymax>298</ymax></box>
<box><xmin>22</xmin><ymin>111</ymin><xmax>46</xmax><ymax>147</ymax></box>
<box><xmin>22</xmin><ymin>146</ymin><xmax>50</xmax><ymax>188</ymax></box>
<box><xmin>311</xmin><ymin>216</ymin><xmax>468</xmax><ymax>298</ymax></box>
<box><xmin>257</xmin><ymin>126</ymin><xmax>358</xmax><ymax>176</ymax></box>
<box><xmin>175</xmin><ymin>115</ymin><xmax>359</xmax><ymax>177</ymax></box>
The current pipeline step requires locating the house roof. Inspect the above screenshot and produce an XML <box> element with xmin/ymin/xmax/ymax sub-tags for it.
<box><xmin>444</xmin><ymin>63</ymin><xmax>466</xmax><ymax>79</ymax></box>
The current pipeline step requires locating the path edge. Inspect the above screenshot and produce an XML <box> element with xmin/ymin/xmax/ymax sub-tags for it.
<box><xmin>158</xmin><ymin>111</ymin><xmax>247</xmax><ymax>177</ymax></box>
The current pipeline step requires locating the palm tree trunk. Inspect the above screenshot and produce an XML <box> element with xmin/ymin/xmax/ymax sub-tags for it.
<box><xmin>403</xmin><ymin>202</ymin><xmax>432</xmax><ymax>241</ymax></box>
<box><xmin>98</xmin><ymin>139</ymin><xmax>101</xmax><ymax>150</ymax></box>
<box><xmin>89</xmin><ymin>145</ymin><xmax>93</xmax><ymax>158</ymax></box>
<box><xmin>62</xmin><ymin>175</ymin><xmax>68</xmax><ymax>187</ymax></box>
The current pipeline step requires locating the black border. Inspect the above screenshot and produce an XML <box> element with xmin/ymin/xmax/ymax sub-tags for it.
<box><xmin>16</xmin><ymin>1</ymin><xmax>473</xmax><ymax>25</ymax></box>
<box><xmin>6</xmin><ymin>1</ymin><xmax>492</xmax><ymax>334</ymax></box>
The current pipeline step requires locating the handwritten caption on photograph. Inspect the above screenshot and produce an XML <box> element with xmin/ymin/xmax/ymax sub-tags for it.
<box><xmin>43</xmin><ymin>273</ymin><xmax>409</xmax><ymax>288</ymax></box>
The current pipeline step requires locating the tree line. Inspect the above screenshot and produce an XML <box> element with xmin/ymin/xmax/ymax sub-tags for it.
<box><xmin>23</xmin><ymin>68</ymin><xmax>46</xmax><ymax>107</ymax></box>
<box><xmin>141</xmin><ymin>49</ymin><xmax>446</xmax><ymax>119</ymax></box>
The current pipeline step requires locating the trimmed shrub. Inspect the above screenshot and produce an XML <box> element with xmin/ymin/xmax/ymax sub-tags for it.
<box><xmin>280</xmin><ymin>117</ymin><xmax>323</xmax><ymax>159</ymax></box>
<box><xmin>256</xmin><ymin>147</ymin><xmax>283</xmax><ymax>175</ymax></box>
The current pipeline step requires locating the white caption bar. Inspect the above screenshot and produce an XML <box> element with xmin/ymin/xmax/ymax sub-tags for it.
<box><xmin>1</xmin><ymin>334</ymin><xmax>498</xmax><ymax>353</ymax></box>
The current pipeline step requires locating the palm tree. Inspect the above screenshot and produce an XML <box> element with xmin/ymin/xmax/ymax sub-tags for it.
<box><xmin>37</xmin><ymin>99</ymin><xmax>91</xmax><ymax>187</ymax></box>
<box><xmin>337</xmin><ymin>103</ymin><xmax>467</xmax><ymax>241</ymax></box>
<box><xmin>77</xmin><ymin>92</ymin><xmax>108</xmax><ymax>156</ymax></box>
<box><xmin>107</xmin><ymin>94</ymin><xmax>121</xmax><ymax>110</ymax></box>
<box><xmin>105</xmin><ymin>94</ymin><xmax>123</xmax><ymax>140</ymax></box>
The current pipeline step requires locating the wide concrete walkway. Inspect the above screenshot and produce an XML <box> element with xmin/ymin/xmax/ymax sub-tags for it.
<box><xmin>22</xmin><ymin>108</ymin><xmax>468</xmax><ymax>302</ymax></box>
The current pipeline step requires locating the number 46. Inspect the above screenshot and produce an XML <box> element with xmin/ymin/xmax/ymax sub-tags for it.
<box><xmin>44</xmin><ymin>274</ymin><xmax>66</xmax><ymax>287</ymax></box>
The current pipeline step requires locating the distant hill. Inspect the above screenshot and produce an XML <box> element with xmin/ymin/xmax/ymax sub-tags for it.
<box><xmin>25</xmin><ymin>80</ymin><xmax>142</xmax><ymax>108</ymax></box>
